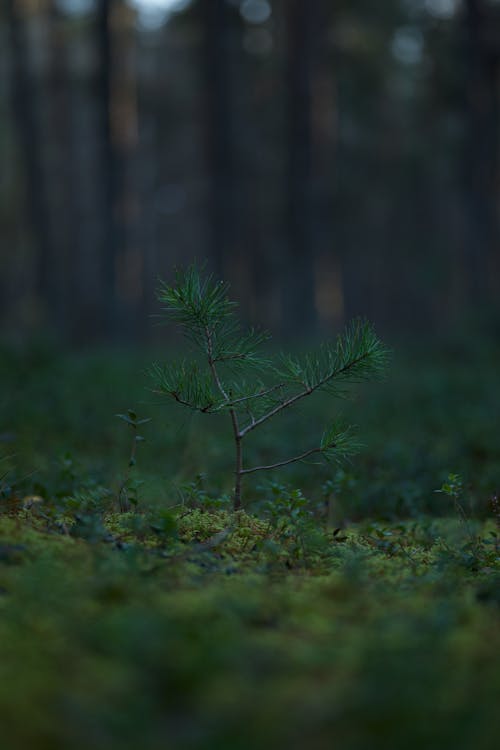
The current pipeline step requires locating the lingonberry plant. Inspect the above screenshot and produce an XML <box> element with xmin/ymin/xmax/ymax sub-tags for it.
<box><xmin>151</xmin><ymin>266</ymin><xmax>389</xmax><ymax>510</ymax></box>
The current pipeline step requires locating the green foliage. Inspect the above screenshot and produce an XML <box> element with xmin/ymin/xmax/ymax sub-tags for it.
<box><xmin>115</xmin><ymin>409</ymin><xmax>151</xmax><ymax>510</ymax></box>
<box><xmin>277</xmin><ymin>317</ymin><xmax>388</xmax><ymax>393</ymax></box>
<box><xmin>0</xmin><ymin>499</ymin><xmax>498</xmax><ymax>750</ymax></box>
<box><xmin>177</xmin><ymin>473</ymin><xmax>232</xmax><ymax>510</ymax></box>
<box><xmin>152</xmin><ymin>266</ymin><xmax>389</xmax><ymax>508</ymax></box>
<box><xmin>0</xmin><ymin>337</ymin><xmax>500</xmax><ymax>750</ymax></box>
<box><xmin>150</xmin><ymin>359</ymin><xmax>218</xmax><ymax>412</ymax></box>
<box><xmin>0</xmin><ymin>454</ymin><xmax>15</xmax><ymax>501</ymax></box>
<box><xmin>115</xmin><ymin>409</ymin><xmax>151</xmax><ymax>432</ymax></box>
<box><xmin>437</xmin><ymin>472</ymin><xmax>464</xmax><ymax>500</ymax></box>
<box><xmin>1</xmin><ymin>338</ymin><xmax>499</xmax><ymax>516</ymax></box>
<box><xmin>157</xmin><ymin>265</ymin><xmax>270</xmax><ymax>370</ymax></box>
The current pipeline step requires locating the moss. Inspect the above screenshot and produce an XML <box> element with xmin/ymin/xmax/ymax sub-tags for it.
<box><xmin>0</xmin><ymin>506</ymin><xmax>499</xmax><ymax>749</ymax></box>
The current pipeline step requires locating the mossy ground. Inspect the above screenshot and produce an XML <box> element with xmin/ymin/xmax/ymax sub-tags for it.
<box><xmin>0</xmin><ymin>501</ymin><xmax>498</xmax><ymax>750</ymax></box>
<box><xmin>1</xmin><ymin>342</ymin><xmax>499</xmax><ymax>748</ymax></box>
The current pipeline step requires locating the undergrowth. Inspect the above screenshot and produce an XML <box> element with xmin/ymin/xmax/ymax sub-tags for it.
<box><xmin>0</xmin><ymin>341</ymin><xmax>499</xmax><ymax>749</ymax></box>
<box><xmin>0</xmin><ymin>493</ymin><xmax>499</xmax><ymax>750</ymax></box>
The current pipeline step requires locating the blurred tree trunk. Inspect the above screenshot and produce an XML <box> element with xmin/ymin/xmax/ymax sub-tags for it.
<box><xmin>462</xmin><ymin>0</ymin><xmax>500</xmax><ymax>308</ymax></box>
<box><xmin>111</xmin><ymin>4</ymin><xmax>139</xmax><ymax>337</ymax></box>
<box><xmin>311</xmin><ymin>3</ymin><xmax>342</xmax><ymax>333</ymax></box>
<box><xmin>46</xmin><ymin>0</ymin><xmax>77</xmax><ymax>335</ymax></box>
<box><xmin>200</xmin><ymin>0</ymin><xmax>234</xmax><ymax>280</ymax></box>
<box><xmin>284</xmin><ymin>0</ymin><xmax>317</xmax><ymax>337</ymax></box>
<box><xmin>95</xmin><ymin>0</ymin><xmax>123</xmax><ymax>337</ymax></box>
<box><xmin>6</xmin><ymin>0</ymin><xmax>53</xmax><ymax>322</ymax></box>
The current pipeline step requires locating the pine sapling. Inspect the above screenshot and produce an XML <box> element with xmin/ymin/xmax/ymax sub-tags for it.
<box><xmin>151</xmin><ymin>265</ymin><xmax>389</xmax><ymax>510</ymax></box>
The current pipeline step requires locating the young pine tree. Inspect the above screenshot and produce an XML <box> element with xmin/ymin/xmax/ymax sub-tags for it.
<box><xmin>151</xmin><ymin>266</ymin><xmax>389</xmax><ymax>510</ymax></box>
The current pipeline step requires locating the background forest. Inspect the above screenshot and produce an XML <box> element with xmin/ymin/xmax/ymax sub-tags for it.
<box><xmin>1</xmin><ymin>0</ymin><xmax>500</xmax><ymax>343</ymax></box>
<box><xmin>1</xmin><ymin>3</ymin><xmax>500</xmax><ymax>750</ymax></box>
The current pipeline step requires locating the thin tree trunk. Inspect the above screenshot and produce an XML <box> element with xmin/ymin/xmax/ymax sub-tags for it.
<box><xmin>46</xmin><ymin>0</ymin><xmax>79</xmax><ymax>336</ymax></box>
<box><xmin>312</xmin><ymin>3</ymin><xmax>342</xmax><ymax>332</ymax></box>
<box><xmin>200</xmin><ymin>0</ymin><xmax>234</xmax><ymax>280</ymax></box>
<box><xmin>95</xmin><ymin>0</ymin><xmax>122</xmax><ymax>337</ymax></box>
<box><xmin>284</xmin><ymin>0</ymin><xmax>317</xmax><ymax>337</ymax></box>
<box><xmin>6</xmin><ymin>0</ymin><xmax>53</xmax><ymax>319</ymax></box>
<box><xmin>462</xmin><ymin>0</ymin><xmax>499</xmax><ymax>307</ymax></box>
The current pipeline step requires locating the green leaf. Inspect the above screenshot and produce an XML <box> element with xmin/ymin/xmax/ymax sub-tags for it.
<box><xmin>115</xmin><ymin>413</ymin><xmax>135</xmax><ymax>426</ymax></box>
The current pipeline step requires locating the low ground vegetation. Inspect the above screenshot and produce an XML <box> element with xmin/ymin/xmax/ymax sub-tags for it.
<box><xmin>0</xmin><ymin>337</ymin><xmax>499</xmax><ymax>749</ymax></box>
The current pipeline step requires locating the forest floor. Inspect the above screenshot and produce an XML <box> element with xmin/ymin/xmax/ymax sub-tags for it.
<box><xmin>0</xmin><ymin>337</ymin><xmax>499</xmax><ymax>749</ymax></box>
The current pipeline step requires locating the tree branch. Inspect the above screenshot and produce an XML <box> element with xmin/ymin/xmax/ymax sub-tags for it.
<box><xmin>239</xmin><ymin>351</ymin><xmax>374</xmax><ymax>438</ymax></box>
<box><xmin>152</xmin><ymin>390</ymin><xmax>215</xmax><ymax>413</ymax></box>
<box><xmin>212</xmin><ymin>383</ymin><xmax>286</xmax><ymax>412</ymax></box>
<box><xmin>241</xmin><ymin>445</ymin><xmax>324</xmax><ymax>475</ymax></box>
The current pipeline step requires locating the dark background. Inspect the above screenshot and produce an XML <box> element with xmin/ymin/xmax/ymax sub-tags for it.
<box><xmin>1</xmin><ymin>0</ymin><xmax>500</xmax><ymax>345</ymax></box>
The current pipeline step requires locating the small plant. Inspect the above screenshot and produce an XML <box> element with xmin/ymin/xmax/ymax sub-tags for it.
<box><xmin>490</xmin><ymin>494</ymin><xmax>500</xmax><ymax>554</ymax></box>
<box><xmin>177</xmin><ymin>473</ymin><xmax>232</xmax><ymax>511</ymax></box>
<box><xmin>435</xmin><ymin>473</ymin><xmax>473</xmax><ymax>533</ymax></box>
<box><xmin>115</xmin><ymin>409</ymin><xmax>151</xmax><ymax>511</ymax></box>
<box><xmin>436</xmin><ymin>472</ymin><xmax>464</xmax><ymax>502</ymax></box>
<box><xmin>491</xmin><ymin>493</ymin><xmax>500</xmax><ymax>533</ymax></box>
<box><xmin>435</xmin><ymin>473</ymin><xmax>488</xmax><ymax>569</ymax></box>
<box><xmin>0</xmin><ymin>454</ymin><xmax>14</xmax><ymax>503</ymax></box>
<box><xmin>151</xmin><ymin>265</ymin><xmax>389</xmax><ymax>510</ymax></box>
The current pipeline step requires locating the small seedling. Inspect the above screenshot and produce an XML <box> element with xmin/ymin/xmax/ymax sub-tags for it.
<box><xmin>487</xmin><ymin>494</ymin><xmax>500</xmax><ymax>554</ymax></box>
<box><xmin>436</xmin><ymin>472</ymin><xmax>463</xmax><ymax>502</ymax></box>
<box><xmin>115</xmin><ymin>409</ymin><xmax>151</xmax><ymax>511</ymax></box>
<box><xmin>0</xmin><ymin>455</ymin><xmax>13</xmax><ymax>501</ymax></box>
<box><xmin>436</xmin><ymin>473</ymin><xmax>486</xmax><ymax>566</ymax></box>
<box><xmin>435</xmin><ymin>473</ymin><xmax>472</xmax><ymax>532</ymax></box>
<box><xmin>151</xmin><ymin>265</ymin><xmax>389</xmax><ymax>510</ymax></box>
